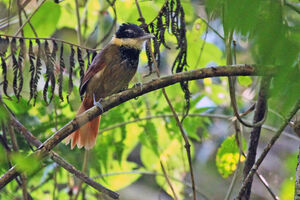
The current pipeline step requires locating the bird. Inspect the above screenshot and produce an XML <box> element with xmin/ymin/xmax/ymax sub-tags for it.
<box><xmin>65</xmin><ymin>23</ymin><xmax>154</xmax><ymax>150</ymax></box>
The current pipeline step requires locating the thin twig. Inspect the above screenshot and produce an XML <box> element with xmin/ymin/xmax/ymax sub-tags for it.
<box><xmin>74</xmin><ymin>150</ymin><xmax>89</xmax><ymax>200</ymax></box>
<box><xmin>295</xmin><ymin>145</ymin><xmax>300</xmax><ymax>200</ymax></box>
<box><xmin>75</xmin><ymin>0</ymin><xmax>82</xmax><ymax>45</ymax></box>
<box><xmin>255</xmin><ymin>173</ymin><xmax>279</xmax><ymax>200</ymax></box>
<box><xmin>233</xmin><ymin>123</ymin><xmax>279</xmax><ymax>200</ymax></box>
<box><xmin>93</xmin><ymin>1</ymin><xmax>117</xmax><ymax>48</ymax></box>
<box><xmin>17</xmin><ymin>0</ymin><xmax>24</xmax><ymax>37</ymax></box>
<box><xmin>7</xmin><ymin>121</ymin><xmax>29</xmax><ymax>200</ymax></box>
<box><xmin>236</xmin><ymin>100</ymin><xmax>300</xmax><ymax>199</ymax></box>
<box><xmin>160</xmin><ymin>161</ymin><xmax>179</xmax><ymax>200</ymax></box>
<box><xmin>21</xmin><ymin>8</ymin><xmax>38</xmax><ymax>37</ymax></box>
<box><xmin>195</xmin><ymin>24</ymin><xmax>208</xmax><ymax>67</ymax></box>
<box><xmin>1</xmin><ymin>33</ymin><xmax>98</xmax><ymax>52</ymax></box>
<box><xmin>197</xmin><ymin>16</ymin><xmax>224</xmax><ymax>40</ymax></box>
<box><xmin>285</xmin><ymin>1</ymin><xmax>300</xmax><ymax>14</ymax></box>
<box><xmin>241</xmin><ymin>77</ymin><xmax>270</xmax><ymax>199</ymax></box>
<box><xmin>227</xmin><ymin>38</ymin><xmax>267</xmax><ymax>128</ymax></box>
<box><xmin>14</xmin><ymin>0</ymin><xmax>47</xmax><ymax>36</ymax></box>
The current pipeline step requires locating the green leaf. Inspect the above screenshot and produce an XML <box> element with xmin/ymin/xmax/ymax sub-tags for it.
<box><xmin>216</xmin><ymin>135</ymin><xmax>246</xmax><ymax>178</ymax></box>
<box><xmin>93</xmin><ymin>161</ymin><xmax>142</xmax><ymax>191</ymax></box>
<box><xmin>280</xmin><ymin>177</ymin><xmax>295</xmax><ymax>200</ymax></box>
<box><xmin>203</xmin><ymin>83</ymin><xmax>230</xmax><ymax>106</ymax></box>
<box><xmin>186</xmin><ymin>19</ymin><xmax>225</xmax><ymax>68</ymax></box>
<box><xmin>3</xmin><ymin>97</ymin><xmax>31</xmax><ymax>114</ymax></box>
<box><xmin>115</xmin><ymin>0</ymin><xmax>162</xmax><ymax>24</ymax></box>
<box><xmin>141</xmin><ymin>121</ymin><xmax>192</xmax><ymax>198</ymax></box>
<box><xmin>23</xmin><ymin>1</ymin><xmax>61</xmax><ymax>37</ymax></box>
<box><xmin>11</xmin><ymin>152</ymin><xmax>40</xmax><ymax>174</ymax></box>
<box><xmin>283</xmin><ymin>153</ymin><xmax>298</xmax><ymax>176</ymax></box>
<box><xmin>238</xmin><ymin>76</ymin><xmax>252</xmax><ymax>87</ymax></box>
<box><xmin>139</xmin><ymin>121</ymin><xmax>159</xmax><ymax>156</ymax></box>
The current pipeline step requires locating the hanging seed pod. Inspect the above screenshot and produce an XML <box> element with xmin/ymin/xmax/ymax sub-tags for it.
<box><xmin>43</xmin><ymin>40</ymin><xmax>56</xmax><ymax>104</ymax></box>
<box><xmin>145</xmin><ymin>42</ymin><xmax>153</xmax><ymax>75</ymax></box>
<box><xmin>0</xmin><ymin>37</ymin><xmax>10</xmax><ymax>99</ymax></box>
<box><xmin>58</xmin><ymin>43</ymin><xmax>65</xmax><ymax>101</ymax></box>
<box><xmin>0</xmin><ymin>36</ymin><xmax>9</xmax><ymax>56</ymax></box>
<box><xmin>67</xmin><ymin>45</ymin><xmax>75</xmax><ymax>102</ymax></box>
<box><xmin>10</xmin><ymin>38</ymin><xmax>19</xmax><ymax>99</ymax></box>
<box><xmin>91</xmin><ymin>51</ymin><xmax>97</xmax><ymax>61</ymax></box>
<box><xmin>77</xmin><ymin>47</ymin><xmax>85</xmax><ymax>88</ymax></box>
<box><xmin>16</xmin><ymin>38</ymin><xmax>25</xmax><ymax>100</ymax></box>
<box><xmin>51</xmin><ymin>40</ymin><xmax>58</xmax><ymax>59</ymax></box>
<box><xmin>153</xmin><ymin>38</ymin><xmax>161</xmax><ymax>68</ymax></box>
<box><xmin>49</xmin><ymin>40</ymin><xmax>58</xmax><ymax>102</ymax></box>
<box><xmin>28</xmin><ymin>40</ymin><xmax>35</xmax><ymax>104</ymax></box>
<box><xmin>33</xmin><ymin>39</ymin><xmax>42</xmax><ymax>105</ymax></box>
<box><xmin>86</xmin><ymin>49</ymin><xmax>91</xmax><ymax>70</ymax></box>
<box><xmin>43</xmin><ymin>40</ymin><xmax>53</xmax><ymax>104</ymax></box>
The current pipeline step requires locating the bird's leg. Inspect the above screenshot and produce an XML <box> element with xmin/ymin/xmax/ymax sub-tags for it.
<box><xmin>93</xmin><ymin>94</ymin><xmax>103</xmax><ymax>113</ymax></box>
<box><xmin>133</xmin><ymin>82</ymin><xmax>143</xmax><ymax>91</ymax></box>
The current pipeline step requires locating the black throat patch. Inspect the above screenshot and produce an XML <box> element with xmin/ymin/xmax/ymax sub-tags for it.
<box><xmin>120</xmin><ymin>46</ymin><xmax>140</xmax><ymax>67</ymax></box>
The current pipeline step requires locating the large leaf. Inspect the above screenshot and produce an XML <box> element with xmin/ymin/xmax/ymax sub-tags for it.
<box><xmin>23</xmin><ymin>1</ymin><xmax>61</xmax><ymax>37</ymax></box>
<box><xmin>141</xmin><ymin>120</ymin><xmax>192</xmax><ymax>198</ymax></box>
<box><xmin>93</xmin><ymin>161</ymin><xmax>141</xmax><ymax>191</ymax></box>
<box><xmin>216</xmin><ymin>135</ymin><xmax>246</xmax><ymax>178</ymax></box>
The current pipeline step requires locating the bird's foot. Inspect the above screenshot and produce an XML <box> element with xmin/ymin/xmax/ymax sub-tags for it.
<box><xmin>133</xmin><ymin>82</ymin><xmax>143</xmax><ymax>91</ymax></box>
<box><xmin>93</xmin><ymin>94</ymin><xmax>104</xmax><ymax>113</ymax></box>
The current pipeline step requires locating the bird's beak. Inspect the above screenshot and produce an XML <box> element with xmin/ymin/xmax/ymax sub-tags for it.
<box><xmin>139</xmin><ymin>33</ymin><xmax>155</xmax><ymax>40</ymax></box>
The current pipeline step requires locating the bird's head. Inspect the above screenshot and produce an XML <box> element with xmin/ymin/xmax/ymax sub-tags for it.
<box><xmin>112</xmin><ymin>23</ymin><xmax>154</xmax><ymax>50</ymax></box>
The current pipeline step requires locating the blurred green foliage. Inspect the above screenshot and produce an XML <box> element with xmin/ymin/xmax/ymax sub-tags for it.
<box><xmin>0</xmin><ymin>0</ymin><xmax>299</xmax><ymax>199</ymax></box>
<box><xmin>216</xmin><ymin>135</ymin><xmax>246</xmax><ymax>178</ymax></box>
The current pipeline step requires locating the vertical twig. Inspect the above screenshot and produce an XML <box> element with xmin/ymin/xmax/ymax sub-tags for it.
<box><xmin>74</xmin><ymin>150</ymin><xmax>89</xmax><ymax>200</ymax></box>
<box><xmin>21</xmin><ymin>8</ymin><xmax>38</xmax><ymax>37</ymax></box>
<box><xmin>75</xmin><ymin>0</ymin><xmax>82</xmax><ymax>45</ymax></box>
<box><xmin>17</xmin><ymin>0</ymin><xmax>24</xmax><ymax>37</ymax></box>
<box><xmin>241</xmin><ymin>77</ymin><xmax>270</xmax><ymax>199</ymax></box>
<box><xmin>134</xmin><ymin>1</ymin><xmax>197</xmax><ymax>199</ymax></box>
<box><xmin>14</xmin><ymin>0</ymin><xmax>46</xmax><ymax>37</ymax></box>
<box><xmin>295</xmin><ymin>145</ymin><xmax>300</xmax><ymax>200</ymax></box>
<box><xmin>160</xmin><ymin>161</ymin><xmax>179</xmax><ymax>200</ymax></box>
<box><xmin>7</xmin><ymin>123</ymin><xmax>29</xmax><ymax>200</ymax></box>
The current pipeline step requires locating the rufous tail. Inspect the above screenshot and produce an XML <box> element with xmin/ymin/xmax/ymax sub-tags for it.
<box><xmin>65</xmin><ymin>96</ymin><xmax>101</xmax><ymax>150</ymax></box>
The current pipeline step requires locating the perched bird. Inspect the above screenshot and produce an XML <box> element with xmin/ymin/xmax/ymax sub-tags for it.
<box><xmin>65</xmin><ymin>23</ymin><xmax>154</xmax><ymax>149</ymax></box>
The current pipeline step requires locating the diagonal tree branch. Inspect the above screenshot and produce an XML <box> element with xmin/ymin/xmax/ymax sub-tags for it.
<box><xmin>241</xmin><ymin>77</ymin><xmax>271</xmax><ymax>199</ymax></box>
<box><xmin>0</xmin><ymin>65</ymin><xmax>263</xmax><ymax>193</ymax></box>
